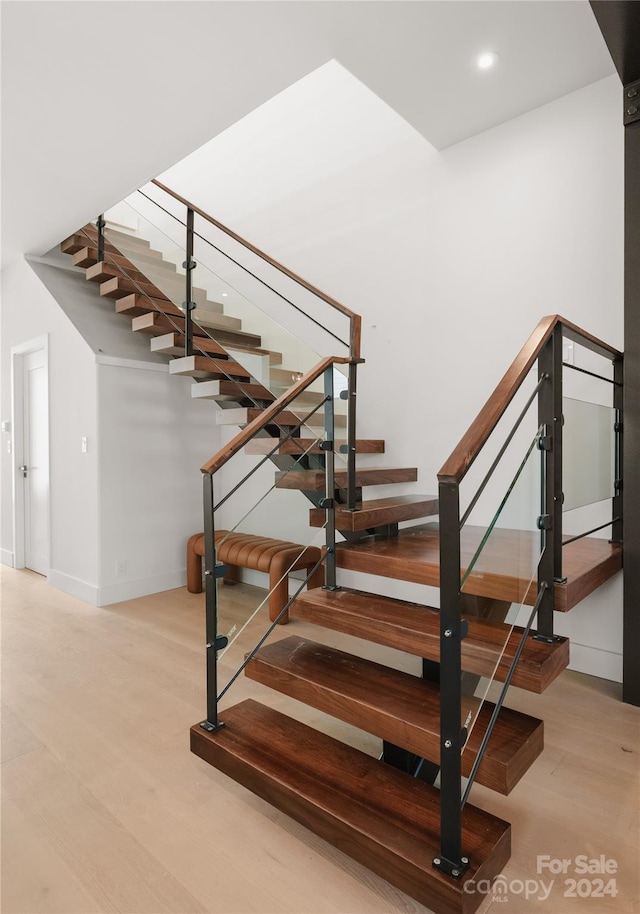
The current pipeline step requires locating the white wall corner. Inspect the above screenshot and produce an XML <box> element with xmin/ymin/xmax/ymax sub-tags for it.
<box><xmin>1</xmin><ymin>549</ymin><xmax>15</xmax><ymax>568</ymax></box>
<box><xmin>567</xmin><ymin>642</ymin><xmax>623</xmax><ymax>684</ymax></box>
<box><xmin>47</xmin><ymin>569</ymin><xmax>100</xmax><ymax>606</ymax></box>
<box><xmin>96</xmin><ymin>569</ymin><xmax>187</xmax><ymax>607</ymax></box>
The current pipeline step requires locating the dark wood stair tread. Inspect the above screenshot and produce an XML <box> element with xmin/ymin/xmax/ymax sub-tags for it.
<box><xmin>335</xmin><ymin>522</ymin><xmax>622</xmax><ymax>611</ymax></box>
<box><xmin>275</xmin><ymin>467</ymin><xmax>418</xmax><ymax>491</ymax></box>
<box><xmin>290</xmin><ymin>587</ymin><xmax>568</xmax><ymax>693</ymax></box>
<box><xmin>190</xmin><ymin>378</ymin><xmax>276</xmax><ymax>403</ymax></box>
<box><xmin>169</xmin><ymin>355</ymin><xmax>251</xmax><ymax>381</ymax></box>
<box><xmin>115</xmin><ymin>293</ymin><xmax>185</xmax><ymax>318</ymax></box>
<box><xmin>191</xmin><ymin>699</ymin><xmax>510</xmax><ymax>914</ymax></box>
<box><xmin>309</xmin><ymin>494</ymin><xmax>439</xmax><ymax>530</ymax></box>
<box><xmin>216</xmin><ymin>407</ymin><xmax>347</xmax><ymax>429</ymax></box>
<box><xmin>245</xmin><ymin>438</ymin><xmax>385</xmax><ymax>456</ymax></box>
<box><xmin>246</xmin><ymin>636</ymin><xmax>543</xmax><ymax>795</ymax></box>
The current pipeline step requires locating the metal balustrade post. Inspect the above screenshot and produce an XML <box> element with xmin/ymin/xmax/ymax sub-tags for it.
<box><xmin>536</xmin><ymin>324</ymin><xmax>563</xmax><ymax>640</ymax></box>
<box><xmin>199</xmin><ymin>473</ymin><xmax>226</xmax><ymax>732</ymax></box>
<box><xmin>435</xmin><ymin>480</ymin><xmax>467</xmax><ymax>878</ymax></box>
<box><xmin>323</xmin><ymin>367</ymin><xmax>339</xmax><ymax>590</ymax></box>
<box><xmin>184</xmin><ymin>208</ymin><xmax>196</xmax><ymax>357</ymax></box>
<box><xmin>346</xmin><ymin>361</ymin><xmax>358</xmax><ymax>511</ymax></box>
<box><xmin>96</xmin><ymin>215</ymin><xmax>106</xmax><ymax>263</ymax></box>
<box><xmin>612</xmin><ymin>355</ymin><xmax>624</xmax><ymax>545</ymax></box>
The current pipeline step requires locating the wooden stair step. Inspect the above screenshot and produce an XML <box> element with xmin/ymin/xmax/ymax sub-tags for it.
<box><xmin>244</xmin><ymin>437</ymin><xmax>385</xmax><ymax>456</ymax></box>
<box><xmin>60</xmin><ymin>230</ymin><xmax>119</xmax><ymax>256</ymax></box>
<box><xmin>121</xmin><ymin>296</ymin><xmax>242</xmax><ymax>331</ymax></box>
<box><xmin>103</xmin><ymin>226</ymin><xmax>153</xmax><ymax>249</ymax></box>
<box><xmin>115</xmin><ymin>294</ymin><xmax>184</xmax><ymax>319</ymax></box>
<box><xmin>334</xmin><ymin>522</ymin><xmax>622</xmax><ymax>612</ymax></box>
<box><xmin>169</xmin><ymin>355</ymin><xmax>251</xmax><ymax>381</ymax></box>
<box><xmin>85</xmin><ymin>260</ymin><xmax>154</xmax><ymax>287</ymax></box>
<box><xmin>150</xmin><ymin>333</ymin><xmax>230</xmax><ymax>359</ymax></box>
<box><xmin>309</xmin><ymin>494</ymin><xmax>439</xmax><ymax>530</ymax></box>
<box><xmin>73</xmin><ymin>246</ymin><xmax>171</xmax><ymax>271</ymax></box>
<box><xmin>99</xmin><ymin>274</ymin><xmax>222</xmax><ymax>311</ymax></box>
<box><xmin>290</xmin><ymin>587</ymin><xmax>569</xmax><ymax>693</ymax></box>
<box><xmin>275</xmin><ymin>467</ymin><xmax>418</xmax><ymax>491</ymax></box>
<box><xmin>247</xmin><ymin>636</ymin><xmax>543</xmax><ymax>795</ymax></box>
<box><xmin>131</xmin><ymin>311</ymin><xmax>209</xmax><ymax>337</ymax></box>
<box><xmin>191</xmin><ymin>699</ymin><xmax>510</xmax><ymax>914</ymax></box>
<box><xmin>216</xmin><ymin>407</ymin><xmax>347</xmax><ymax>429</ymax></box>
<box><xmin>191</xmin><ymin>379</ymin><xmax>276</xmax><ymax>403</ymax></box>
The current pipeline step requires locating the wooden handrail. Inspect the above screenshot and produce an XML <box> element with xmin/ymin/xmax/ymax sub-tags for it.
<box><xmin>438</xmin><ymin>314</ymin><xmax>622</xmax><ymax>484</ymax></box>
<box><xmin>152</xmin><ymin>179</ymin><xmax>361</xmax><ymax>359</ymax></box>
<box><xmin>201</xmin><ymin>356</ymin><xmax>351</xmax><ymax>475</ymax></box>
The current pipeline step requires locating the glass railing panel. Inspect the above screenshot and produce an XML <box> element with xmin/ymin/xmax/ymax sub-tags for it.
<box><xmin>137</xmin><ymin>182</ymin><xmax>353</xmax><ymax>357</ymax></box>
<box><xmin>103</xmin><ymin>198</ymin><xmax>350</xmax><ymax>413</ymax></box>
<box><xmin>211</xmin><ymin>450</ymin><xmax>331</xmax><ymax>704</ymax></box>
<box><xmin>458</xmin><ymin>429</ymin><xmax>543</xmax><ymax>750</ymax></box>
<box><xmin>562</xmin><ymin>396</ymin><xmax>616</xmax><ymax>512</ymax></box>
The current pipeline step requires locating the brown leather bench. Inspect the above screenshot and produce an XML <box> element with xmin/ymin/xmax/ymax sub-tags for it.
<box><xmin>186</xmin><ymin>530</ymin><xmax>324</xmax><ymax>624</ymax></box>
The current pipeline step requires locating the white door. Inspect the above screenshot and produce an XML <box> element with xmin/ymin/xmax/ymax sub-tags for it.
<box><xmin>20</xmin><ymin>348</ymin><xmax>49</xmax><ymax>574</ymax></box>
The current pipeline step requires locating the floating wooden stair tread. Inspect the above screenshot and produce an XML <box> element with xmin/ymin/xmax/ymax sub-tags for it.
<box><xmin>191</xmin><ymin>699</ymin><xmax>510</xmax><ymax>914</ymax></box>
<box><xmin>290</xmin><ymin>587</ymin><xmax>569</xmax><ymax>693</ymax></box>
<box><xmin>150</xmin><ymin>333</ymin><xmax>230</xmax><ymax>359</ymax></box>
<box><xmin>216</xmin><ymin>407</ymin><xmax>347</xmax><ymax>429</ymax></box>
<box><xmin>169</xmin><ymin>355</ymin><xmax>251</xmax><ymax>381</ymax></box>
<box><xmin>309</xmin><ymin>494</ymin><xmax>439</xmax><ymax>530</ymax></box>
<box><xmin>115</xmin><ymin>293</ymin><xmax>184</xmax><ymax>318</ymax></box>
<box><xmin>244</xmin><ymin>437</ymin><xmax>385</xmax><ymax>456</ymax></box>
<box><xmin>246</xmin><ymin>636</ymin><xmax>543</xmax><ymax>795</ymax></box>
<box><xmin>85</xmin><ymin>260</ymin><xmax>152</xmax><ymax>286</ymax></box>
<box><xmin>99</xmin><ymin>274</ymin><xmax>222</xmax><ymax>311</ymax></box>
<box><xmin>275</xmin><ymin>467</ymin><xmax>418</xmax><ymax>491</ymax></box>
<box><xmin>191</xmin><ymin>379</ymin><xmax>275</xmax><ymax>403</ymax></box>
<box><xmin>335</xmin><ymin>522</ymin><xmax>622</xmax><ymax>611</ymax></box>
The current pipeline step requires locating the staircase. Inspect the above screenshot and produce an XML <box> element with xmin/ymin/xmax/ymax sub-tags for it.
<box><xmin>60</xmin><ymin>192</ymin><xmax>623</xmax><ymax>914</ymax></box>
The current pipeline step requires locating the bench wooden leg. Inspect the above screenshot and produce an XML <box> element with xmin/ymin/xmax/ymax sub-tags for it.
<box><xmin>269</xmin><ymin>569</ymin><xmax>291</xmax><ymax>625</ymax></box>
<box><xmin>187</xmin><ymin>534</ymin><xmax>204</xmax><ymax>594</ymax></box>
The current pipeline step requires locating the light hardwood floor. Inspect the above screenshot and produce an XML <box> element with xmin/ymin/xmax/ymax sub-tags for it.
<box><xmin>1</xmin><ymin>566</ymin><xmax>639</xmax><ymax>914</ymax></box>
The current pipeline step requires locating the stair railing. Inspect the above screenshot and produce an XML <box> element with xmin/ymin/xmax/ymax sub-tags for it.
<box><xmin>120</xmin><ymin>179</ymin><xmax>363</xmax><ymax>510</ymax></box>
<box><xmin>435</xmin><ymin>314</ymin><xmax>622</xmax><ymax>878</ymax></box>
<box><xmin>199</xmin><ymin>355</ymin><xmax>350</xmax><ymax>732</ymax></box>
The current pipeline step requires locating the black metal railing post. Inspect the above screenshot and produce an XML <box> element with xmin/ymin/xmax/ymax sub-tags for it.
<box><xmin>346</xmin><ymin>361</ymin><xmax>358</xmax><ymax>511</ymax></box>
<box><xmin>199</xmin><ymin>473</ymin><xmax>225</xmax><ymax>732</ymax></box>
<box><xmin>435</xmin><ymin>480</ymin><xmax>468</xmax><ymax>878</ymax></box>
<box><xmin>613</xmin><ymin>354</ymin><xmax>624</xmax><ymax>545</ymax></box>
<box><xmin>323</xmin><ymin>366</ymin><xmax>339</xmax><ymax>590</ymax></box>
<box><xmin>536</xmin><ymin>323</ymin><xmax>563</xmax><ymax>640</ymax></box>
<box><xmin>96</xmin><ymin>215</ymin><xmax>106</xmax><ymax>262</ymax></box>
<box><xmin>183</xmin><ymin>207</ymin><xmax>196</xmax><ymax>357</ymax></box>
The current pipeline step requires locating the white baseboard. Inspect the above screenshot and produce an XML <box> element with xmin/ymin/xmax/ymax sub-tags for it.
<box><xmin>96</xmin><ymin>569</ymin><xmax>187</xmax><ymax>606</ymax></box>
<box><xmin>48</xmin><ymin>569</ymin><xmax>100</xmax><ymax>605</ymax></box>
<box><xmin>568</xmin><ymin>641</ymin><xmax>622</xmax><ymax>684</ymax></box>
<box><xmin>1</xmin><ymin>549</ymin><xmax>15</xmax><ymax>568</ymax></box>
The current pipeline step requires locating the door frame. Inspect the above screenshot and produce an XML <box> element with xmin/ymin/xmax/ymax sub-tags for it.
<box><xmin>11</xmin><ymin>335</ymin><xmax>50</xmax><ymax>572</ymax></box>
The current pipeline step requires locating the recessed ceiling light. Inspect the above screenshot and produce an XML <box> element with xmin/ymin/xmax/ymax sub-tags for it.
<box><xmin>477</xmin><ymin>51</ymin><xmax>499</xmax><ymax>71</ymax></box>
<box><xmin>221</xmin><ymin>292</ymin><xmax>228</xmax><ymax>297</ymax></box>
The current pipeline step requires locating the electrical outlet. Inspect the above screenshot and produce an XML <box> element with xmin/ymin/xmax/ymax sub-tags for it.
<box><xmin>116</xmin><ymin>558</ymin><xmax>127</xmax><ymax>577</ymax></box>
<box><xmin>81</xmin><ymin>437</ymin><xmax>88</xmax><ymax>453</ymax></box>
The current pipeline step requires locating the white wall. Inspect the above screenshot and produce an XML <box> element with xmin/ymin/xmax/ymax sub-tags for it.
<box><xmin>1</xmin><ymin>258</ymin><xmax>223</xmax><ymax>605</ymax></box>
<box><xmin>160</xmin><ymin>69</ymin><xmax>624</xmax><ymax>681</ymax></box>
<box><xmin>1</xmin><ymin>258</ymin><xmax>100</xmax><ymax>595</ymax></box>
<box><xmin>96</xmin><ymin>361</ymin><xmax>220</xmax><ymax>606</ymax></box>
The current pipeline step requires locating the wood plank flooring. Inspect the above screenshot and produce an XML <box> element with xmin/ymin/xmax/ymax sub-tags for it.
<box><xmin>1</xmin><ymin>566</ymin><xmax>638</xmax><ymax>914</ymax></box>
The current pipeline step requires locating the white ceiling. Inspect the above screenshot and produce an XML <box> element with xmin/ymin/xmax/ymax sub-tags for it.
<box><xmin>0</xmin><ymin>1</ymin><xmax>614</xmax><ymax>268</ymax></box>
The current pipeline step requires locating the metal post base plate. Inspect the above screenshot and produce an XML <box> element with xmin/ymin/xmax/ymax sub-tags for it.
<box><xmin>432</xmin><ymin>855</ymin><xmax>470</xmax><ymax>879</ymax></box>
<box><xmin>199</xmin><ymin>720</ymin><xmax>225</xmax><ymax>733</ymax></box>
